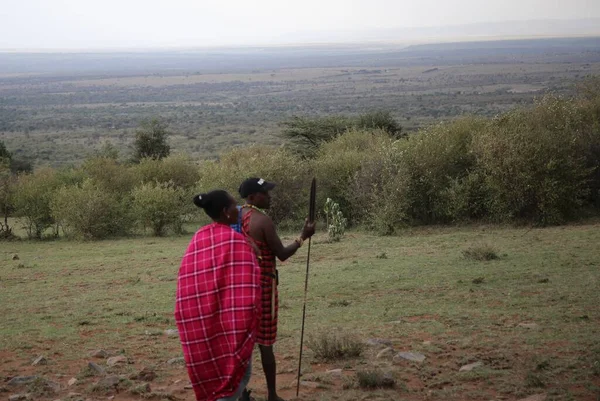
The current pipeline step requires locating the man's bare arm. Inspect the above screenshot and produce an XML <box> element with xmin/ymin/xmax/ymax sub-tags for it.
<box><xmin>263</xmin><ymin>217</ymin><xmax>315</xmax><ymax>262</ymax></box>
<box><xmin>263</xmin><ymin>219</ymin><xmax>301</xmax><ymax>262</ymax></box>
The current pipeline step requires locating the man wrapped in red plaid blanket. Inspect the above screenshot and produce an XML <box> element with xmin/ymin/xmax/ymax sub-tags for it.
<box><xmin>175</xmin><ymin>190</ymin><xmax>261</xmax><ymax>401</ymax></box>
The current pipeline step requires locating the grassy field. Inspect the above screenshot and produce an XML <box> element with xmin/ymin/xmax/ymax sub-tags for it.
<box><xmin>1</xmin><ymin>222</ymin><xmax>599</xmax><ymax>400</ymax></box>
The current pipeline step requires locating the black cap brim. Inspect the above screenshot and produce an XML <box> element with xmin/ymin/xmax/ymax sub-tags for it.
<box><xmin>238</xmin><ymin>179</ymin><xmax>276</xmax><ymax>198</ymax></box>
<box><xmin>263</xmin><ymin>182</ymin><xmax>276</xmax><ymax>192</ymax></box>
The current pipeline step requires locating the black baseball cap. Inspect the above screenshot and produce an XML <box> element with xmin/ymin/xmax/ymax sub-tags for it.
<box><xmin>238</xmin><ymin>178</ymin><xmax>276</xmax><ymax>198</ymax></box>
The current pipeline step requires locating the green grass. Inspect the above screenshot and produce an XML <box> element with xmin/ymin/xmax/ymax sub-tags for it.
<box><xmin>1</xmin><ymin>223</ymin><xmax>599</xmax><ymax>400</ymax></box>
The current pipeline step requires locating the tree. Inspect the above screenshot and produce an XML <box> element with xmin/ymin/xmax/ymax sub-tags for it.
<box><xmin>133</xmin><ymin>118</ymin><xmax>171</xmax><ymax>162</ymax></box>
<box><xmin>0</xmin><ymin>162</ymin><xmax>16</xmax><ymax>238</ymax></box>
<box><xmin>280</xmin><ymin>115</ymin><xmax>352</xmax><ymax>158</ymax></box>
<box><xmin>0</xmin><ymin>141</ymin><xmax>10</xmax><ymax>162</ymax></box>
<box><xmin>10</xmin><ymin>158</ymin><xmax>33</xmax><ymax>174</ymax></box>
<box><xmin>132</xmin><ymin>182</ymin><xmax>186</xmax><ymax>236</ymax></box>
<box><xmin>280</xmin><ymin>112</ymin><xmax>403</xmax><ymax>158</ymax></box>
<box><xmin>0</xmin><ymin>142</ymin><xmax>34</xmax><ymax>173</ymax></box>
<box><xmin>356</xmin><ymin>111</ymin><xmax>403</xmax><ymax>138</ymax></box>
<box><xmin>13</xmin><ymin>168</ymin><xmax>60</xmax><ymax>239</ymax></box>
<box><xmin>51</xmin><ymin>179</ymin><xmax>131</xmax><ymax>239</ymax></box>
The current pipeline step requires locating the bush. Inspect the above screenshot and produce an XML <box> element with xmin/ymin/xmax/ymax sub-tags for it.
<box><xmin>356</xmin><ymin>111</ymin><xmax>403</xmax><ymax>138</ymax></box>
<box><xmin>13</xmin><ymin>168</ymin><xmax>61</xmax><ymax>239</ymax></box>
<box><xmin>132</xmin><ymin>154</ymin><xmax>199</xmax><ymax>189</ymax></box>
<box><xmin>472</xmin><ymin>96</ymin><xmax>592</xmax><ymax>225</ymax></box>
<box><xmin>313</xmin><ymin>129</ymin><xmax>394</xmax><ymax>222</ymax></box>
<box><xmin>133</xmin><ymin>118</ymin><xmax>171</xmax><ymax>162</ymax></box>
<box><xmin>0</xmin><ymin>162</ymin><xmax>16</xmax><ymax>238</ymax></box>
<box><xmin>356</xmin><ymin>369</ymin><xmax>396</xmax><ymax>389</ymax></box>
<box><xmin>196</xmin><ymin>146</ymin><xmax>311</xmax><ymax>225</ymax></box>
<box><xmin>462</xmin><ymin>245</ymin><xmax>499</xmax><ymax>261</ymax></box>
<box><xmin>281</xmin><ymin>111</ymin><xmax>402</xmax><ymax>158</ymax></box>
<box><xmin>51</xmin><ymin>180</ymin><xmax>132</xmax><ymax>239</ymax></box>
<box><xmin>8</xmin><ymin>82</ymin><xmax>600</xmax><ymax>240</ymax></box>
<box><xmin>576</xmin><ymin>78</ymin><xmax>600</xmax><ymax>209</ymax></box>
<box><xmin>349</xmin><ymin>118</ymin><xmax>487</xmax><ymax>233</ymax></box>
<box><xmin>441</xmin><ymin>172</ymin><xmax>489</xmax><ymax>222</ymax></box>
<box><xmin>132</xmin><ymin>182</ymin><xmax>187</xmax><ymax>236</ymax></box>
<box><xmin>82</xmin><ymin>157</ymin><xmax>136</xmax><ymax>196</ymax></box>
<box><xmin>306</xmin><ymin>332</ymin><xmax>364</xmax><ymax>361</ymax></box>
<box><xmin>324</xmin><ymin>198</ymin><xmax>347</xmax><ymax>242</ymax></box>
<box><xmin>399</xmin><ymin>117</ymin><xmax>487</xmax><ymax>224</ymax></box>
<box><xmin>280</xmin><ymin>115</ymin><xmax>353</xmax><ymax>158</ymax></box>
<box><xmin>350</xmin><ymin>140</ymin><xmax>410</xmax><ymax>234</ymax></box>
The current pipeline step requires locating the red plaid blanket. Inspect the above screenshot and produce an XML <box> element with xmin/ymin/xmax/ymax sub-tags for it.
<box><xmin>175</xmin><ymin>223</ymin><xmax>261</xmax><ymax>401</ymax></box>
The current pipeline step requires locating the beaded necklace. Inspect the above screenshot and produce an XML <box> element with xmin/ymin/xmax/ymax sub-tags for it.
<box><xmin>242</xmin><ymin>203</ymin><xmax>268</xmax><ymax>215</ymax></box>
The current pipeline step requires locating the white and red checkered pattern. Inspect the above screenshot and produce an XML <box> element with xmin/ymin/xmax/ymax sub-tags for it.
<box><xmin>175</xmin><ymin>223</ymin><xmax>261</xmax><ymax>401</ymax></box>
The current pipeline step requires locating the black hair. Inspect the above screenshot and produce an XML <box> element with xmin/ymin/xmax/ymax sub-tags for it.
<box><xmin>193</xmin><ymin>190</ymin><xmax>232</xmax><ymax>220</ymax></box>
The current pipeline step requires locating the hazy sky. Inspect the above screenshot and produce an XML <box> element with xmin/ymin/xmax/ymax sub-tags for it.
<box><xmin>1</xmin><ymin>0</ymin><xmax>600</xmax><ymax>49</ymax></box>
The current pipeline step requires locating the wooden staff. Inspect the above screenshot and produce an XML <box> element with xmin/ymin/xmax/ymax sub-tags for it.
<box><xmin>296</xmin><ymin>178</ymin><xmax>316</xmax><ymax>397</ymax></box>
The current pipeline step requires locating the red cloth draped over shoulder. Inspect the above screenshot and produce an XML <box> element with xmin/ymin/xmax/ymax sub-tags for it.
<box><xmin>241</xmin><ymin>207</ymin><xmax>278</xmax><ymax>346</ymax></box>
<box><xmin>175</xmin><ymin>223</ymin><xmax>261</xmax><ymax>401</ymax></box>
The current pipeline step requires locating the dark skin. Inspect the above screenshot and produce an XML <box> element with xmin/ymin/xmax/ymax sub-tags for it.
<box><xmin>242</xmin><ymin>190</ymin><xmax>315</xmax><ymax>401</ymax></box>
<box><xmin>213</xmin><ymin>194</ymin><xmax>240</xmax><ymax>226</ymax></box>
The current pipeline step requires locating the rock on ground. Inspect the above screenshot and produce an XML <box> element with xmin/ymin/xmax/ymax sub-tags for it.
<box><xmin>7</xmin><ymin>376</ymin><xmax>39</xmax><ymax>386</ymax></box>
<box><xmin>459</xmin><ymin>361</ymin><xmax>484</xmax><ymax>372</ymax></box>
<box><xmin>131</xmin><ymin>383</ymin><xmax>151</xmax><ymax>394</ymax></box>
<box><xmin>88</xmin><ymin>361</ymin><xmax>105</xmax><ymax>375</ymax></box>
<box><xmin>376</xmin><ymin>347</ymin><xmax>395</xmax><ymax>359</ymax></box>
<box><xmin>106</xmin><ymin>355</ymin><xmax>128</xmax><ymax>366</ymax></box>
<box><xmin>518</xmin><ymin>322</ymin><xmax>539</xmax><ymax>329</ymax></box>
<box><xmin>393</xmin><ymin>352</ymin><xmax>426</xmax><ymax>363</ymax></box>
<box><xmin>96</xmin><ymin>375</ymin><xmax>120</xmax><ymax>389</ymax></box>
<box><xmin>130</xmin><ymin>367</ymin><xmax>157</xmax><ymax>382</ymax></box>
<box><xmin>165</xmin><ymin>329</ymin><xmax>179</xmax><ymax>337</ymax></box>
<box><xmin>89</xmin><ymin>349</ymin><xmax>109</xmax><ymax>358</ymax></box>
<box><xmin>32</xmin><ymin>356</ymin><xmax>48</xmax><ymax>366</ymax></box>
<box><xmin>9</xmin><ymin>394</ymin><xmax>30</xmax><ymax>401</ymax></box>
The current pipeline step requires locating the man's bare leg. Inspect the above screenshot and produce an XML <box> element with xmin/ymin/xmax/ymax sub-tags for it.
<box><xmin>259</xmin><ymin>345</ymin><xmax>285</xmax><ymax>401</ymax></box>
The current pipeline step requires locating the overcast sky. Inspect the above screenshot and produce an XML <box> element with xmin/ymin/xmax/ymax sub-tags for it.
<box><xmin>1</xmin><ymin>0</ymin><xmax>600</xmax><ymax>49</ymax></box>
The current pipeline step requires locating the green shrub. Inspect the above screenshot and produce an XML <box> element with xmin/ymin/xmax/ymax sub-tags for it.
<box><xmin>356</xmin><ymin>369</ymin><xmax>396</xmax><ymax>389</ymax></box>
<box><xmin>306</xmin><ymin>332</ymin><xmax>364</xmax><ymax>361</ymax></box>
<box><xmin>313</xmin><ymin>129</ymin><xmax>394</xmax><ymax>222</ymax></box>
<box><xmin>280</xmin><ymin>115</ymin><xmax>353</xmax><ymax>158</ymax></box>
<box><xmin>13</xmin><ymin>168</ymin><xmax>61</xmax><ymax>239</ymax></box>
<box><xmin>51</xmin><ymin>180</ymin><xmax>132</xmax><ymax>239</ymax></box>
<box><xmin>132</xmin><ymin>154</ymin><xmax>199</xmax><ymax>189</ymax></box>
<box><xmin>0</xmin><ymin>162</ymin><xmax>16</xmax><ymax>238</ymax></box>
<box><xmin>281</xmin><ymin>111</ymin><xmax>402</xmax><ymax>158</ymax></box>
<box><xmin>473</xmin><ymin>96</ymin><xmax>592</xmax><ymax>225</ymax></box>
<box><xmin>196</xmin><ymin>146</ymin><xmax>310</xmax><ymax>224</ymax></box>
<box><xmin>82</xmin><ymin>157</ymin><xmax>136</xmax><ymax>196</ymax></box>
<box><xmin>132</xmin><ymin>182</ymin><xmax>187</xmax><ymax>236</ymax></box>
<box><xmin>324</xmin><ymin>198</ymin><xmax>347</xmax><ymax>242</ymax></box>
<box><xmin>350</xmin><ymin>139</ymin><xmax>410</xmax><ymax>234</ymax></box>
<box><xmin>356</xmin><ymin>110</ymin><xmax>403</xmax><ymax>138</ymax></box>
<box><xmin>576</xmin><ymin>78</ymin><xmax>600</xmax><ymax>209</ymax></box>
<box><xmin>133</xmin><ymin>117</ymin><xmax>171</xmax><ymax>162</ymax></box>
<box><xmin>400</xmin><ymin>117</ymin><xmax>486</xmax><ymax>224</ymax></box>
<box><xmin>462</xmin><ymin>245</ymin><xmax>499</xmax><ymax>261</ymax></box>
<box><xmin>441</xmin><ymin>171</ymin><xmax>489</xmax><ymax>222</ymax></box>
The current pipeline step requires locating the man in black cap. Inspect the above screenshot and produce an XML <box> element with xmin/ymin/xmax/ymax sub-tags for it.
<box><xmin>238</xmin><ymin>178</ymin><xmax>315</xmax><ymax>401</ymax></box>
